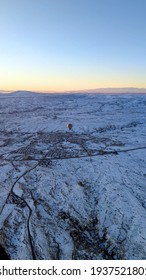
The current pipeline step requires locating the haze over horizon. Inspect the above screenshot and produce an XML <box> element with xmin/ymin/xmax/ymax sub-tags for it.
<box><xmin>0</xmin><ymin>0</ymin><xmax>146</xmax><ymax>92</ymax></box>
<box><xmin>1</xmin><ymin>87</ymin><xmax>146</xmax><ymax>95</ymax></box>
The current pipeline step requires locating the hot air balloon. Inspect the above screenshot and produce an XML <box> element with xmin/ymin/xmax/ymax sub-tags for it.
<box><xmin>67</xmin><ymin>123</ymin><xmax>73</xmax><ymax>130</ymax></box>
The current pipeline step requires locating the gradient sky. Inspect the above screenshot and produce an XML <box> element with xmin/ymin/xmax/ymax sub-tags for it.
<box><xmin>0</xmin><ymin>0</ymin><xmax>146</xmax><ymax>91</ymax></box>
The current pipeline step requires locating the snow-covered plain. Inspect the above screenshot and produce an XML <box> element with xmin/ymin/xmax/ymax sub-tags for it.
<box><xmin>0</xmin><ymin>91</ymin><xmax>146</xmax><ymax>259</ymax></box>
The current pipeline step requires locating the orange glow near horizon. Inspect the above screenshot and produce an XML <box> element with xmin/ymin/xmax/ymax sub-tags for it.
<box><xmin>1</xmin><ymin>70</ymin><xmax>146</xmax><ymax>92</ymax></box>
<box><xmin>2</xmin><ymin>84</ymin><xmax>146</xmax><ymax>93</ymax></box>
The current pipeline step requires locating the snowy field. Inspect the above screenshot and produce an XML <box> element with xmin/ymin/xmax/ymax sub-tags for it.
<box><xmin>0</xmin><ymin>91</ymin><xmax>146</xmax><ymax>259</ymax></box>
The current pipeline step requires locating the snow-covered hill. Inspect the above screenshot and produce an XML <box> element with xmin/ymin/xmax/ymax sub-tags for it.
<box><xmin>0</xmin><ymin>92</ymin><xmax>146</xmax><ymax>259</ymax></box>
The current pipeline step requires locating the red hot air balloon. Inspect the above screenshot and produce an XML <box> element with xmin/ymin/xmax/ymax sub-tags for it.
<box><xmin>67</xmin><ymin>123</ymin><xmax>73</xmax><ymax>130</ymax></box>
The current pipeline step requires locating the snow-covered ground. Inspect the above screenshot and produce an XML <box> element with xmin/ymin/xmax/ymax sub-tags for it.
<box><xmin>0</xmin><ymin>91</ymin><xmax>146</xmax><ymax>259</ymax></box>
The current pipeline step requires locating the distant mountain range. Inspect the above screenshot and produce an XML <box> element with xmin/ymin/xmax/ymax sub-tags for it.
<box><xmin>0</xmin><ymin>87</ymin><xmax>146</xmax><ymax>94</ymax></box>
<box><xmin>69</xmin><ymin>87</ymin><xmax>146</xmax><ymax>94</ymax></box>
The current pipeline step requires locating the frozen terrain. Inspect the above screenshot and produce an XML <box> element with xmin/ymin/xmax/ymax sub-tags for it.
<box><xmin>0</xmin><ymin>91</ymin><xmax>146</xmax><ymax>259</ymax></box>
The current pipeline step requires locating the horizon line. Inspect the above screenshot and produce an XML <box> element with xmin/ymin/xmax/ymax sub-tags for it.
<box><xmin>1</xmin><ymin>87</ymin><xmax>146</xmax><ymax>94</ymax></box>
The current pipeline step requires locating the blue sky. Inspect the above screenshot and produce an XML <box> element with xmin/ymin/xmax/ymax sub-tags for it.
<box><xmin>0</xmin><ymin>0</ymin><xmax>146</xmax><ymax>91</ymax></box>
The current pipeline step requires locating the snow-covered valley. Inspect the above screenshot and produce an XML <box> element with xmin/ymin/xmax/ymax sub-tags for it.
<box><xmin>0</xmin><ymin>91</ymin><xmax>146</xmax><ymax>259</ymax></box>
